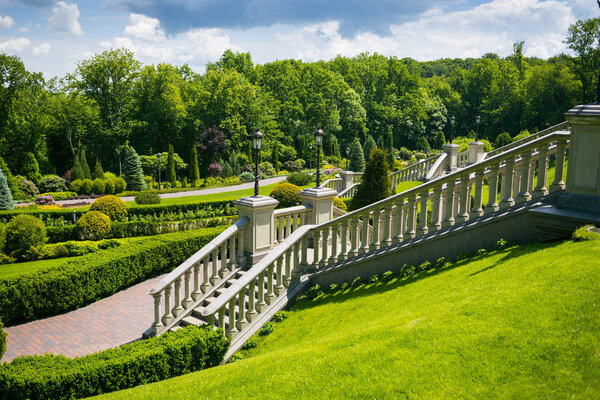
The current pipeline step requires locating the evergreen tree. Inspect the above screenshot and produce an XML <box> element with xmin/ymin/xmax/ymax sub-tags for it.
<box><xmin>0</xmin><ymin>168</ymin><xmax>14</xmax><ymax>210</ymax></box>
<box><xmin>0</xmin><ymin>157</ymin><xmax>21</xmax><ymax>198</ymax></box>
<box><xmin>350</xmin><ymin>148</ymin><xmax>392</xmax><ymax>211</ymax></box>
<box><xmin>495</xmin><ymin>132</ymin><xmax>512</xmax><ymax>148</ymax></box>
<box><xmin>189</xmin><ymin>146</ymin><xmax>201</xmax><ymax>186</ymax></box>
<box><xmin>386</xmin><ymin>132</ymin><xmax>394</xmax><ymax>167</ymax></box>
<box><xmin>123</xmin><ymin>146</ymin><xmax>148</xmax><ymax>191</ymax></box>
<box><xmin>22</xmin><ymin>153</ymin><xmax>42</xmax><ymax>184</ymax></box>
<box><xmin>230</xmin><ymin>151</ymin><xmax>241</xmax><ymax>175</ymax></box>
<box><xmin>93</xmin><ymin>158</ymin><xmax>105</xmax><ymax>180</ymax></box>
<box><xmin>271</xmin><ymin>141</ymin><xmax>280</xmax><ymax>173</ymax></box>
<box><xmin>349</xmin><ymin>137</ymin><xmax>365</xmax><ymax>172</ymax></box>
<box><xmin>330</xmin><ymin>136</ymin><xmax>341</xmax><ymax>158</ymax></box>
<box><xmin>416</xmin><ymin>136</ymin><xmax>431</xmax><ymax>152</ymax></box>
<box><xmin>434</xmin><ymin>131</ymin><xmax>446</xmax><ymax>149</ymax></box>
<box><xmin>80</xmin><ymin>148</ymin><xmax>92</xmax><ymax>180</ymax></box>
<box><xmin>71</xmin><ymin>151</ymin><xmax>85</xmax><ymax>181</ymax></box>
<box><xmin>221</xmin><ymin>161</ymin><xmax>234</xmax><ymax>177</ymax></box>
<box><xmin>166</xmin><ymin>144</ymin><xmax>176</xmax><ymax>186</ymax></box>
<box><xmin>363</xmin><ymin>134</ymin><xmax>376</xmax><ymax>161</ymax></box>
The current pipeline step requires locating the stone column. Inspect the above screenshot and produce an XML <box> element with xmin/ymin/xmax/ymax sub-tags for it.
<box><xmin>234</xmin><ymin>195</ymin><xmax>279</xmax><ymax>265</ymax></box>
<box><xmin>468</xmin><ymin>141</ymin><xmax>485</xmax><ymax>165</ymax></box>
<box><xmin>443</xmin><ymin>143</ymin><xmax>459</xmax><ymax>172</ymax></box>
<box><xmin>339</xmin><ymin>171</ymin><xmax>355</xmax><ymax>191</ymax></box>
<box><xmin>299</xmin><ymin>187</ymin><xmax>337</xmax><ymax>226</ymax></box>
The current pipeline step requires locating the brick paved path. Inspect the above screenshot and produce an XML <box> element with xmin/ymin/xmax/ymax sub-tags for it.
<box><xmin>2</xmin><ymin>275</ymin><xmax>165</xmax><ymax>362</ymax></box>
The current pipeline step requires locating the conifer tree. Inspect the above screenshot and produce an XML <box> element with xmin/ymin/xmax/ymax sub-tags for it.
<box><xmin>386</xmin><ymin>132</ymin><xmax>394</xmax><ymax>167</ymax></box>
<box><xmin>123</xmin><ymin>146</ymin><xmax>148</xmax><ymax>191</ymax></box>
<box><xmin>79</xmin><ymin>148</ymin><xmax>92</xmax><ymax>180</ymax></box>
<box><xmin>230</xmin><ymin>151</ymin><xmax>241</xmax><ymax>175</ymax></box>
<box><xmin>93</xmin><ymin>158</ymin><xmax>105</xmax><ymax>180</ymax></box>
<box><xmin>416</xmin><ymin>136</ymin><xmax>431</xmax><ymax>152</ymax></box>
<box><xmin>349</xmin><ymin>137</ymin><xmax>365</xmax><ymax>172</ymax></box>
<box><xmin>166</xmin><ymin>144</ymin><xmax>176</xmax><ymax>187</ymax></box>
<box><xmin>271</xmin><ymin>141</ymin><xmax>280</xmax><ymax>173</ymax></box>
<box><xmin>189</xmin><ymin>146</ymin><xmax>201</xmax><ymax>186</ymax></box>
<box><xmin>22</xmin><ymin>153</ymin><xmax>42</xmax><ymax>184</ymax></box>
<box><xmin>0</xmin><ymin>157</ymin><xmax>21</xmax><ymax>198</ymax></box>
<box><xmin>350</xmin><ymin>148</ymin><xmax>392</xmax><ymax>211</ymax></box>
<box><xmin>434</xmin><ymin>131</ymin><xmax>446</xmax><ymax>149</ymax></box>
<box><xmin>363</xmin><ymin>134</ymin><xmax>376</xmax><ymax>161</ymax></box>
<box><xmin>0</xmin><ymin>168</ymin><xmax>14</xmax><ymax>210</ymax></box>
<box><xmin>71</xmin><ymin>151</ymin><xmax>85</xmax><ymax>181</ymax></box>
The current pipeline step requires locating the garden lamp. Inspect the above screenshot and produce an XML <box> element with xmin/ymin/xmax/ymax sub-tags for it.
<box><xmin>157</xmin><ymin>152</ymin><xmax>162</xmax><ymax>190</ymax></box>
<box><xmin>314</xmin><ymin>127</ymin><xmax>324</xmax><ymax>187</ymax></box>
<box><xmin>252</xmin><ymin>129</ymin><xmax>263</xmax><ymax>196</ymax></box>
<box><xmin>450</xmin><ymin>116</ymin><xmax>455</xmax><ymax>144</ymax></box>
<box><xmin>476</xmin><ymin>115</ymin><xmax>481</xmax><ymax>142</ymax></box>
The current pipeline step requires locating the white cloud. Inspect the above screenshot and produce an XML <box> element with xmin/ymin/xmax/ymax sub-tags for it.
<box><xmin>48</xmin><ymin>1</ymin><xmax>83</xmax><ymax>36</ymax></box>
<box><xmin>124</xmin><ymin>13</ymin><xmax>165</xmax><ymax>42</ymax></box>
<box><xmin>0</xmin><ymin>37</ymin><xmax>31</xmax><ymax>53</ymax></box>
<box><xmin>19</xmin><ymin>26</ymin><xmax>30</xmax><ymax>32</ymax></box>
<box><xmin>32</xmin><ymin>42</ymin><xmax>50</xmax><ymax>55</ymax></box>
<box><xmin>0</xmin><ymin>15</ymin><xmax>13</xmax><ymax>28</ymax></box>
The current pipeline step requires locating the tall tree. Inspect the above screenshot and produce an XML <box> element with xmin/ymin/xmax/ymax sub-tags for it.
<box><xmin>93</xmin><ymin>158</ymin><xmax>105</xmax><ymax>180</ymax></box>
<box><xmin>71</xmin><ymin>151</ymin><xmax>85</xmax><ymax>181</ymax></box>
<box><xmin>565</xmin><ymin>17</ymin><xmax>600</xmax><ymax>103</ymax></box>
<box><xmin>167</xmin><ymin>144</ymin><xmax>176</xmax><ymax>186</ymax></box>
<box><xmin>0</xmin><ymin>167</ymin><xmax>14</xmax><ymax>211</ymax></box>
<box><xmin>122</xmin><ymin>146</ymin><xmax>147</xmax><ymax>191</ymax></box>
<box><xmin>349</xmin><ymin>137</ymin><xmax>365</xmax><ymax>172</ymax></box>
<box><xmin>189</xmin><ymin>146</ymin><xmax>200</xmax><ymax>186</ymax></box>
<box><xmin>351</xmin><ymin>148</ymin><xmax>392</xmax><ymax>210</ymax></box>
<box><xmin>363</xmin><ymin>134</ymin><xmax>376</xmax><ymax>161</ymax></box>
<box><xmin>79</xmin><ymin>147</ymin><xmax>92</xmax><ymax>180</ymax></box>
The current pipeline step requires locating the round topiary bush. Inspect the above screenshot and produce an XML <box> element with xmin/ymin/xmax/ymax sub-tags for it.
<box><xmin>91</xmin><ymin>178</ymin><xmax>105</xmax><ymax>195</ymax></box>
<box><xmin>80</xmin><ymin>179</ymin><xmax>93</xmax><ymax>195</ymax></box>
<box><xmin>238</xmin><ymin>171</ymin><xmax>254</xmax><ymax>183</ymax></box>
<box><xmin>333</xmin><ymin>197</ymin><xmax>347</xmax><ymax>212</ymax></box>
<box><xmin>287</xmin><ymin>172</ymin><xmax>313</xmax><ymax>186</ymax></box>
<box><xmin>69</xmin><ymin>179</ymin><xmax>83</xmax><ymax>193</ymax></box>
<box><xmin>38</xmin><ymin>175</ymin><xmax>68</xmax><ymax>193</ymax></box>
<box><xmin>270</xmin><ymin>183</ymin><xmax>301</xmax><ymax>208</ymax></box>
<box><xmin>104</xmin><ymin>179</ymin><xmax>115</xmax><ymax>194</ymax></box>
<box><xmin>6</xmin><ymin>214</ymin><xmax>47</xmax><ymax>259</ymax></box>
<box><xmin>114</xmin><ymin>178</ymin><xmax>127</xmax><ymax>193</ymax></box>
<box><xmin>134</xmin><ymin>191</ymin><xmax>161</xmax><ymax>205</ymax></box>
<box><xmin>90</xmin><ymin>195</ymin><xmax>128</xmax><ymax>220</ymax></box>
<box><xmin>76</xmin><ymin>211</ymin><xmax>111</xmax><ymax>240</ymax></box>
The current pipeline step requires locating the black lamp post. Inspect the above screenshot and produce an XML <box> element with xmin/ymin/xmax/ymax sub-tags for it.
<box><xmin>308</xmin><ymin>143</ymin><xmax>313</xmax><ymax>169</ymax></box>
<box><xmin>450</xmin><ymin>116</ymin><xmax>455</xmax><ymax>144</ymax></box>
<box><xmin>314</xmin><ymin>127</ymin><xmax>324</xmax><ymax>187</ymax></box>
<box><xmin>252</xmin><ymin>129</ymin><xmax>263</xmax><ymax>196</ymax></box>
<box><xmin>345</xmin><ymin>146</ymin><xmax>350</xmax><ymax>171</ymax></box>
<box><xmin>157</xmin><ymin>152</ymin><xmax>162</xmax><ymax>190</ymax></box>
<box><xmin>476</xmin><ymin>115</ymin><xmax>481</xmax><ymax>142</ymax></box>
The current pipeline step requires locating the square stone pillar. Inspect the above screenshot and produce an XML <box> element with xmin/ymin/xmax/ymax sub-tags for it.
<box><xmin>339</xmin><ymin>171</ymin><xmax>355</xmax><ymax>191</ymax></box>
<box><xmin>560</xmin><ymin>104</ymin><xmax>600</xmax><ymax>213</ymax></box>
<box><xmin>299</xmin><ymin>187</ymin><xmax>337</xmax><ymax>226</ymax></box>
<box><xmin>234</xmin><ymin>195</ymin><xmax>279</xmax><ymax>264</ymax></box>
<box><xmin>468</xmin><ymin>141</ymin><xmax>485</xmax><ymax>165</ymax></box>
<box><xmin>443</xmin><ymin>143</ymin><xmax>459</xmax><ymax>172</ymax></box>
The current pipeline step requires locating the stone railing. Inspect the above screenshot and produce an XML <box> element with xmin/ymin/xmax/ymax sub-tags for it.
<box><xmin>274</xmin><ymin>205</ymin><xmax>312</xmax><ymax>243</ymax></box>
<box><xmin>425</xmin><ymin>152</ymin><xmax>448</xmax><ymax>181</ymax></box>
<box><xmin>352</xmin><ymin>173</ymin><xmax>363</xmax><ymax>184</ymax></box>
<box><xmin>486</xmin><ymin>121</ymin><xmax>570</xmax><ymax>158</ymax></box>
<box><xmin>148</xmin><ymin>217</ymin><xmax>249</xmax><ymax>336</ymax></box>
<box><xmin>390</xmin><ymin>153</ymin><xmax>441</xmax><ymax>186</ymax></box>
<box><xmin>337</xmin><ymin>183</ymin><xmax>358</xmax><ymax>198</ymax></box>
<box><xmin>457</xmin><ymin>150</ymin><xmax>469</xmax><ymax>168</ymax></box>
<box><xmin>319</xmin><ymin>177</ymin><xmax>343</xmax><ymax>192</ymax></box>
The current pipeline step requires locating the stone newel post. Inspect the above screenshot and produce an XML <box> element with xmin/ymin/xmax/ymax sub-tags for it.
<box><xmin>234</xmin><ymin>195</ymin><xmax>279</xmax><ymax>264</ymax></box>
<box><xmin>443</xmin><ymin>143</ymin><xmax>459</xmax><ymax>172</ymax></box>
<box><xmin>468</xmin><ymin>141</ymin><xmax>485</xmax><ymax>165</ymax></box>
<box><xmin>299</xmin><ymin>187</ymin><xmax>337</xmax><ymax>226</ymax></box>
<box><xmin>339</xmin><ymin>171</ymin><xmax>354</xmax><ymax>191</ymax></box>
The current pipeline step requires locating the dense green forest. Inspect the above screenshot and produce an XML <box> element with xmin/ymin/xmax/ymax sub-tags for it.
<box><xmin>0</xmin><ymin>16</ymin><xmax>598</xmax><ymax>180</ymax></box>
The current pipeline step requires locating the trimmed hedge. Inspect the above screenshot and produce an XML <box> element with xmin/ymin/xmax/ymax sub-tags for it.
<box><xmin>0</xmin><ymin>325</ymin><xmax>229</xmax><ymax>400</ymax></box>
<box><xmin>0</xmin><ymin>227</ymin><xmax>226</xmax><ymax>325</ymax></box>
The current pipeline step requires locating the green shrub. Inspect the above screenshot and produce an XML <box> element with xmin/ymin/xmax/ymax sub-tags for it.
<box><xmin>238</xmin><ymin>171</ymin><xmax>254</xmax><ymax>182</ymax></box>
<box><xmin>398</xmin><ymin>147</ymin><xmax>412</xmax><ymax>161</ymax></box>
<box><xmin>270</xmin><ymin>183</ymin><xmax>301</xmax><ymax>208</ymax></box>
<box><xmin>22</xmin><ymin>152</ymin><xmax>42</xmax><ymax>184</ymax></box>
<box><xmin>38</xmin><ymin>175</ymin><xmax>68</xmax><ymax>193</ymax></box>
<box><xmin>333</xmin><ymin>197</ymin><xmax>347</xmax><ymax>212</ymax></box>
<box><xmin>91</xmin><ymin>178</ymin><xmax>105</xmax><ymax>195</ymax></box>
<box><xmin>0</xmin><ymin>325</ymin><xmax>229</xmax><ymax>400</ymax></box>
<box><xmin>304</xmin><ymin>284</ymin><xmax>323</xmax><ymax>300</ymax></box>
<box><xmin>0</xmin><ymin>317</ymin><xmax>5</xmax><ymax>360</ymax></box>
<box><xmin>572</xmin><ymin>225</ymin><xmax>600</xmax><ymax>241</ymax></box>
<box><xmin>76</xmin><ymin>211</ymin><xmax>111</xmax><ymax>240</ymax></box>
<box><xmin>114</xmin><ymin>177</ymin><xmax>127</xmax><ymax>193</ymax></box>
<box><xmin>80</xmin><ymin>179</ymin><xmax>93</xmax><ymax>195</ymax></box>
<box><xmin>242</xmin><ymin>337</ymin><xmax>258</xmax><ymax>350</ymax></box>
<box><xmin>69</xmin><ymin>179</ymin><xmax>83</xmax><ymax>193</ymax></box>
<box><xmin>287</xmin><ymin>172</ymin><xmax>313</xmax><ymax>186</ymax></box>
<box><xmin>90</xmin><ymin>195</ymin><xmax>128</xmax><ymax>220</ymax></box>
<box><xmin>40</xmin><ymin>191</ymin><xmax>77</xmax><ymax>201</ymax></box>
<box><xmin>0</xmin><ymin>227</ymin><xmax>225</xmax><ymax>325</ymax></box>
<box><xmin>495</xmin><ymin>132</ymin><xmax>512</xmax><ymax>148</ymax></box>
<box><xmin>104</xmin><ymin>179</ymin><xmax>115</xmax><ymax>194</ymax></box>
<box><xmin>272</xmin><ymin>311</ymin><xmax>289</xmax><ymax>322</ymax></box>
<box><xmin>135</xmin><ymin>190</ymin><xmax>161</xmax><ymax>205</ymax></box>
<box><xmin>381</xmin><ymin>271</ymin><xmax>394</xmax><ymax>281</ymax></box>
<box><xmin>5</xmin><ymin>215</ymin><xmax>46</xmax><ymax>259</ymax></box>
<box><xmin>259</xmin><ymin>322</ymin><xmax>275</xmax><ymax>336</ymax></box>
<box><xmin>0</xmin><ymin>167</ymin><xmax>14</xmax><ymax>211</ymax></box>
<box><xmin>351</xmin><ymin>148</ymin><xmax>392</xmax><ymax>211</ymax></box>
<box><xmin>0</xmin><ymin>222</ymin><xmax>5</xmax><ymax>251</ymax></box>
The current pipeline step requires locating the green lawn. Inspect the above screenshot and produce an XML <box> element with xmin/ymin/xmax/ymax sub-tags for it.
<box><xmin>394</xmin><ymin>180</ymin><xmax>422</xmax><ymax>194</ymax></box>
<box><xmin>96</xmin><ymin>239</ymin><xmax>600</xmax><ymax>399</ymax></box>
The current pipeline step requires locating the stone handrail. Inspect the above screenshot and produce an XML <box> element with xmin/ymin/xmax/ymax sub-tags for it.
<box><xmin>352</xmin><ymin>173</ymin><xmax>363</xmax><ymax>184</ymax></box>
<box><xmin>486</xmin><ymin>121</ymin><xmax>570</xmax><ymax>158</ymax></box>
<box><xmin>319</xmin><ymin>177</ymin><xmax>343</xmax><ymax>192</ymax></box>
<box><xmin>274</xmin><ymin>205</ymin><xmax>312</xmax><ymax>243</ymax></box>
<box><xmin>390</xmin><ymin>153</ymin><xmax>441</xmax><ymax>187</ymax></box>
<box><xmin>457</xmin><ymin>151</ymin><xmax>469</xmax><ymax>168</ymax></box>
<box><xmin>337</xmin><ymin>183</ymin><xmax>358</xmax><ymax>198</ymax></box>
<box><xmin>148</xmin><ymin>216</ymin><xmax>249</xmax><ymax>335</ymax></box>
<box><xmin>425</xmin><ymin>152</ymin><xmax>447</xmax><ymax>181</ymax></box>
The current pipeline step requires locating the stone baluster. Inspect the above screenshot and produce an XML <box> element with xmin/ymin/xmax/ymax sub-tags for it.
<box><xmin>500</xmin><ymin>157</ymin><xmax>516</xmax><ymax>208</ymax></box>
<box><xmin>456</xmin><ymin>175</ymin><xmax>471</xmax><ymax>223</ymax></box>
<box><xmin>275</xmin><ymin>257</ymin><xmax>285</xmax><ymax>295</ymax></box>
<box><xmin>237</xmin><ymin>229</ymin><xmax>245</xmax><ymax>262</ymax></box>
<box><xmin>330</xmin><ymin>224</ymin><xmax>339</xmax><ymax>264</ymax></box>
<box><xmin>217</xmin><ymin>307</ymin><xmax>225</xmax><ymax>330</ymax></box>
<box><xmin>320</xmin><ymin>227</ymin><xmax>329</xmax><ymax>268</ymax></box>
<box><xmin>201</xmin><ymin>258</ymin><xmax>210</xmax><ymax>293</ymax></box>
<box><xmin>442</xmin><ymin>181</ymin><xmax>456</xmax><ymax>228</ymax></box>
<box><xmin>485</xmin><ymin>163</ymin><xmax>500</xmax><ymax>213</ymax></box>
<box><xmin>417</xmin><ymin>191</ymin><xmax>429</xmax><ymax>236</ymax></box>
<box><xmin>256</xmin><ymin>272</ymin><xmax>266</xmax><ymax>312</ymax></box>
<box><xmin>235</xmin><ymin>288</ymin><xmax>248</xmax><ymax>331</ymax></box>
<box><xmin>349</xmin><ymin>217</ymin><xmax>359</xmax><ymax>258</ymax></box>
<box><xmin>192</xmin><ymin>261</ymin><xmax>202</xmax><ymax>300</ymax></box>
<box><xmin>300</xmin><ymin>235</ymin><xmax>308</xmax><ymax>273</ymax></box>
<box><xmin>182</xmin><ymin>270</ymin><xmax>193</xmax><ymax>308</ymax></box>
<box><xmin>278</xmin><ymin>216</ymin><xmax>284</xmax><ymax>242</ymax></box>
<box><xmin>550</xmin><ymin>138</ymin><xmax>567</xmax><ymax>192</ymax></box>
<box><xmin>265</xmin><ymin>264</ymin><xmax>276</xmax><ymax>304</ymax></box>
<box><xmin>392</xmin><ymin>201</ymin><xmax>405</xmax><ymax>244</ymax></box>
<box><xmin>360</xmin><ymin>213</ymin><xmax>370</xmax><ymax>254</ymax></box>
<box><xmin>382</xmin><ymin>205</ymin><xmax>393</xmax><ymax>248</ymax></box>
<box><xmin>228</xmin><ymin>236</ymin><xmax>237</xmax><ymax>271</ymax></box>
<box><xmin>370</xmin><ymin>209</ymin><xmax>381</xmax><ymax>251</ymax></box>
<box><xmin>226</xmin><ymin>298</ymin><xmax>238</xmax><ymax>337</ymax></box>
<box><xmin>470</xmin><ymin>170</ymin><xmax>484</xmax><ymax>218</ymax></box>
<box><xmin>516</xmin><ymin>152</ymin><xmax>532</xmax><ymax>203</ymax></box>
<box><xmin>284</xmin><ymin>249</ymin><xmax>292</xmax><ymax>287</ymax></box>
<box><xmin>533</xmin><ymin>144</ymin><xmax>549</xmax><ymax>198</ymax></box>
<box><xmin>430</xmin><ymin>186</ymin><xmax>443</xmax><ymax>232</ymax></box>
<box><xmin>404</xmin><ymin>194</ymin><xmax>417</xmax><ymax>240</ymax></box>
<box><xmin>152</xmin><ymin>293</ymin><xmax>163</xmax><ymax>334</ymax></box>
<box><xmin>246</xmin><ymin>280</ymin><xmax>257</xmax><ymax>322</ymax></box>
<box><xmin>340</xmin><ymin>220</ymin><xmax>348</xmax><ymax>261</ymax></box>
<box><xmin>292</xmin><ymin>242</ymin><xmax>301</xmax><ymax>279</ymax></box>
<box><xmin>512</xmin><ymin>159</ymin><xmax>521</xmax><ymax>202</ymax></box>
<box><xmin>210</xmin><ymin>249</ymin><xmax>219</xmax><ymax>285</ymax></box>
<box><xmin>285</xmin><ymin>214</ymin><xmax>292</xmax><ymax>237</ymax></box>
<box><xmin>172</xmin><ymin>277</ymin><xmax>184</xmax><ymax>317</ymax></box>
<box><xmin>312</xmin><ymin>228</ymin><xmax>321</xmax><ymax>269</ymax></box>
<box><xmin>161</xmin><ymin>285</ymin><xmax>174</xmax><ymax>326</ymax></box>
<box><xmin>219</xmin><ymin>243</ymin><xmax>227</xmax><ymax>276</ymax></box>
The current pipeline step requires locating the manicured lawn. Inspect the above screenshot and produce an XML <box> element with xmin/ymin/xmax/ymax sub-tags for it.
<box><xmin>96</xmin><ymin>239</ymin><xmax>600</xmax><ymax>399</ymax></box>
<box><xmin>394</xmin><ymin>180</ymin><xmax>422</xmax><ymax>194</ymax></box>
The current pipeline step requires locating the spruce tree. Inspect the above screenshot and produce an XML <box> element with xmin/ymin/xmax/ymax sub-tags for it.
<box><xmin>416</xmin><ymin>136</ymin><xmax>431</xmax><ymax>152</ymax></box>
<box><xmin>80</xmin><ymin>148</ymin><xmax>92</xmax><ymax>180</ymax></box>
<box><xmin>189</xmin><ymin>146</ymin><xmax>201</xmax><ymax>186</ymax></box>
<box><xmin>123</xmin><ymin>146</ymin><xmax>148</xmax><ymax>191</ymax></box>
<box><xmin>434</xmin><ymin>130</ymin><xmax>446</xmax><ymax>149</ymax></box>
<box><xmin>350</xmin><ymin>148</ymin><xmax>392</xmax><ymax>211</ymax></box>
<box><xmin>93</xmin><ymin>158</ymin><xmax>105</xmax><ymax>180</ymax></box>
<box><xmin>271</xmin><ymin>141</ymin><xmax>280</xmax><ymax>173</ymax></box>
<box><xmin>363</xmin><ymin>134</ymin><xmax>376</xmax><ymax>161</ymax></box>
<box><xmin>166</xmin><ymin>144</ymin><xmax>176</xmax><ymax>186</ymax></box>
<box><xmin>349</xmin><ymin>137</ymin><xmax>365</xmax><ymax>172</ymax></box>
<box><xmin>0</xmin><ymin>157</ymin><xmax>21</xmax><ymax>198</ymax></box>
<box><xmin>22</xmin><ymin>153</ymin><xmax>42</xmax><ymax>184</ymax></box>
<box><xmin>0</xmin><ymin>168</ymin><xmax>14</xmax><ymax>210</ymax></box>
<box><xmin>230</xmin><ymin>151</ymin><xmax>241</xmax><ymax>175</ymax></box>
<box><xmin>71</xmin><ymin>151</ymin><xmax>85</xmax><ymax>181</ymax></box>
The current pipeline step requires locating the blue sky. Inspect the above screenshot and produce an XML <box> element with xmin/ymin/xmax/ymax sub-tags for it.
<box><xmin>0</xmin><ymin>0</ymin><xmax>598</xmax><ymax>78</ymax></box>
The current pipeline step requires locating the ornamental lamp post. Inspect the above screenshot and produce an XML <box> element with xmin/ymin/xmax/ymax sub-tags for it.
<box><xmin>450</xmin><ymin>115</ymin><xmax>455</xmax><ymax>143</ymax></box>
<box><xmin>314</xmin><ymin>127</ymin><xmax>324</xmax><ymax>187</ymax></box>
<box><xmin>252</xmin><ymin>129</ymin><xmax>263</xmax><ymax>196</ymax></box>
<box><xmin>346</xmin><ymin>146</ymin><xmax>350</xmax><ymax>171</ymax></box>
<box><xmin>476</xmin><ymin>115</ymin><xmax>481</xmax><ymax>142</ymax></box>
<box><xmin>157</xmin><ymin>152</ymin><xmax>162</xmax><ymax>190</ymax></box>
<box><xmin>308</xmin><ymin>143</ymin><xmax>313</xmax><ymax>169</ymax></box>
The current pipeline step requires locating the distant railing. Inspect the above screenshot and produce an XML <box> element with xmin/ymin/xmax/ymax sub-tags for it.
<box><xmin>337</xmin><ymin>183</ymin><xmax>358</xmax><ymax>199</ymax></box>
<box><xmin>274</xmin><ymin>205</ymin><xmax>312</xmax><ymax>243</ymax></box>
<box><xmin>486</xmin><ymin>121</ymin><xmax>569</xmax><ymax>158</ymax></box>
<box><xmin>319</xmin><ymin>177</ymin><xmax>343</xmax><ymax>192</ymax></box>
<box><xmin>457</xmin><ymin>151</ymin><xmax>469</xmax><ymax>168</ymax></box>
<box><xmin>390</xmin><ymin>153</ymin><xmax>441</xmax><ymax>187</ymax></box>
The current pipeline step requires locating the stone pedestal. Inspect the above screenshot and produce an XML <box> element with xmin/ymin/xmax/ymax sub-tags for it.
<box><xmin>234</xmin><ymin>195</ymin><xmax>279</xmax><ymax>264</ymax></box>
<box><xmin>468</xmin><ymin>141</ymin><xmax>485</xmax><ymax>165</ymax></box>
<box><xmin>443</xmin><ymin>143</ymin><xmax>459</xmax><ymax>172</ymax></box>
<box><xmin>339</xmin><ymin>171</ymin><xmax>355</xmax><ymax>191</ymax></box>
<box><xmin>560</xmin><ymin>104</ymin><xmax>600</xmax><ymax>214</ymax></box>
<box><xmin>299</xmin><ymin>187</ymin><xmax>337</xmax><ymax>226</ymax></box>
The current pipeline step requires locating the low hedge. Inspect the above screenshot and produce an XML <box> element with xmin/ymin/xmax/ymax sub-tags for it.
<box><xmin>0</xmin><ymin>325</ymin><xmax>229</xmax><ymax>400</ymax></box>
<box><xmin>0</xmin><ymin>227</ymin><xmax>226</xmax><ymax>325</ymax></box>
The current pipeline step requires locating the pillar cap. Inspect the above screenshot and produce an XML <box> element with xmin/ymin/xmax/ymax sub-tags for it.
<box><xmin>339</xmin><ymin>170</ymin><xmax>356</xmax><ymax>176</ymax></box>
<box><xmin>234</xmin><ymin>195</ymin><xmax>278</xmax><ymax>210</ymax></box>
<box><xmin>299</xmin><ymin>187</ymin><xmax>337</xmax><ymax>199</ymax></box>
<box><xmin>443</xmin><ymin>143</ymin><xmax>460</xmax><ymax>149</ymax></box>
<box><xmin>469</xmin><ymin>141</ymin><xmax>485</xmax><ymax>147</ymax></box>
<box><xmin>566</xmin><ymin>103</ymin><xmax>600</xmax><ymax>117</ymax></box>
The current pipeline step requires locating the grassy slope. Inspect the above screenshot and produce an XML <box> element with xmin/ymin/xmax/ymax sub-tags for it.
<box><xmin>96</xmin><ymin>239</ymin><xmax>600</xmax><ymax>400</ymax></box>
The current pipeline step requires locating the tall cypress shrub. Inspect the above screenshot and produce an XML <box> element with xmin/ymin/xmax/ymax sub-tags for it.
<box><xmin>80</xmin><ymin>148</ymin><xmax>92</xmax><ymax>180</ymax></box>
<box><xmin>349</xmin><ymin>137</ymin><xmax>365</xmax><ymax>172</ymax></box>
<box><xmin>0</xmin><ymin>157</ymin><xmax>21</xmax><ymax>198</ymax></box>
<box><xmin>0</xmin><ymin>168</ymin><xmax>14</xmax><ymax>211</ymax></box>
<box><xmin>189</xmin><ymin>146</ymin><xmax>201</xmax><ymax>186</ymax></box>
<box><xmin>271</xmin><ymin>141</ymin><xmax>280</xmax><ymax>173</ymax></box>
<box><xmin>123</xmin><ymin>146</ymin><xmax>148</xmax><ymax>191</ymax></box>
<box><xmin>230</xmin><ymin>151</ymin><xmax>241</xmax><ymax>175</ymax></box>
<box><xmin>386</xmin><ymin>132</ymin><xmax>394</xmax><ymax>167</ymax></box>
<box><xmin>350</xmin><ymin>148</ymin><xmax>392</xmax><ymax>211</ymax></box>
<box><xmin>93</xmin><ymin>159</ymin><xmax>105</xmax><ymax>180</ymax></box>
<box><xmin>22</xmin><ymin>153</ymin><xmax>42</xmax><ymax>185</ymax></box>
<box><xmin>167</xmin><ymin>144</ymin><xmax>176</xmax><ymax>187</ymax></box>
<box><xmin>434</xmin><ymin>131</ymin><xmax>446</xmax><ymax>149</ymax></box>
<box><xmin>71</xmin><ymin>151</ymin><xmax>85</xmax><ymax>181</ymax></box>
<box><xmin>363</xmin><ymin>134</ymin><xmax>376</xmax><ymax>161</ymax></box>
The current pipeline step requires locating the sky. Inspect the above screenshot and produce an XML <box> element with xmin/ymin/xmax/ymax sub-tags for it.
<box><xmin>0</xmin><ymin>0</ymin><xmax>598</xmax><ymax>78</ymax></box>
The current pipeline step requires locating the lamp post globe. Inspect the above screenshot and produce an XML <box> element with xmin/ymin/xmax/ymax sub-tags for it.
<box><xmin>475</xmin><ymin>115</ymin><xmax>481</xmax><ymax>142</ymax></box>
<box><xmin>157</xmin><ymin>152</ymin><xmax>162</xmax><ymax>190</ymax></box>
<box><xmin>450</xmin><ymin>116</ymin><xmax>455</xmax><ymax>143</ymax></box>
<box><xmin>252</xmin><ymin>129</ymin><xmax>263</xmax><ymax>196</ymax></box>
<box><xmin>308</xmin><ymin>142</ymin><xmax>313</xmax><ymax>169</ymax></box>
<box><xmin>346</xmin><ymin>146</ymin><xmax>350</xmax><ymax>171</ymax></box>
<box><xmin>314</xmin><ymin>127</ymin><xmax>324</xmax><ymax>187</ymax></box>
